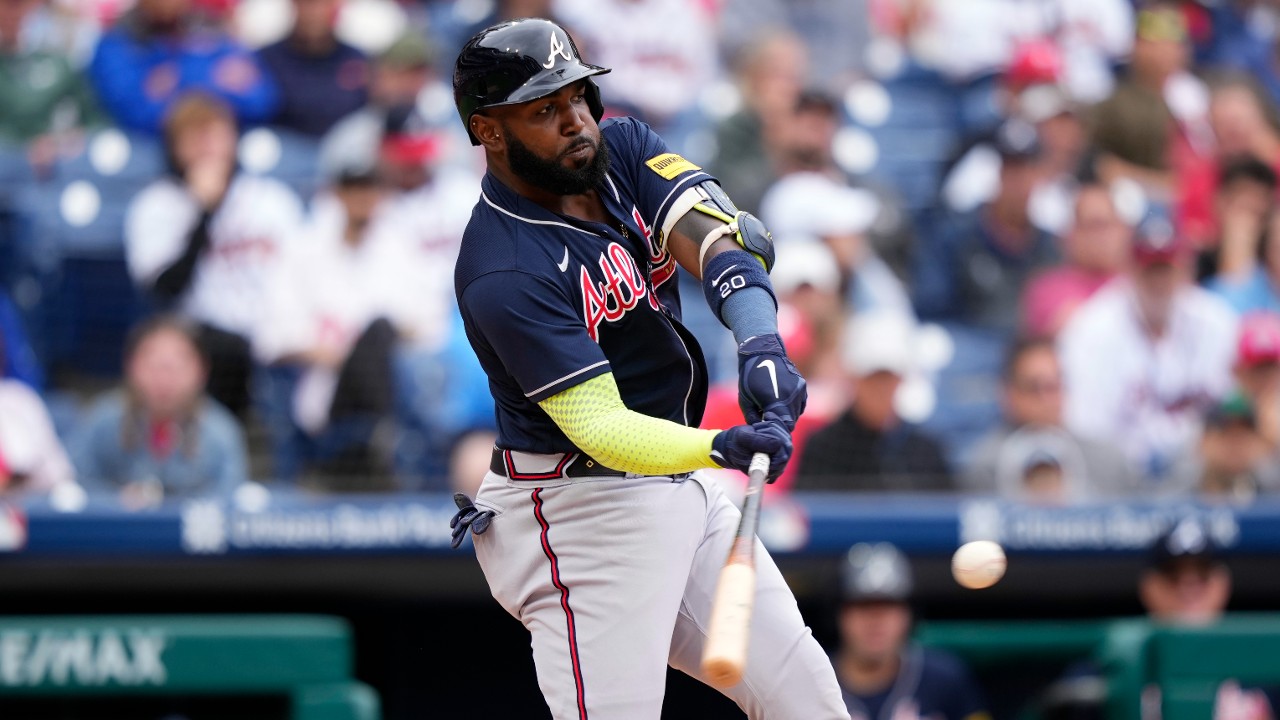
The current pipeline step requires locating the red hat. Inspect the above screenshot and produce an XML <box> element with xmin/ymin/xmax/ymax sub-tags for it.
<box><xmin>1238</xmin><ymin>313</ymin><xmax>1280</xmax><ymax>367</ymax></box>
<box><xmin>1005</xmin><ymin>40</ymin><xmax>1063</xmax><ymax>90</ymax></box>
<box><xmin>1131</xmin><ymin>215</ymin><xmax>1188</xmax><ymax>266</ymax></box>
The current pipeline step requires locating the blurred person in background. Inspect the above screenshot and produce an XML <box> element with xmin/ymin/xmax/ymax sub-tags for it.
<box><xmin>795</xmin><ymin>312</ymin><xmax>952</xmax><ymax>492</ymax></box>
<box><xmin>1232</xmin><ymin>312</ymin><xmax>1280</xmax><ymax>452</ymax></box>
<box><xmin>762</xmin><ymin>88</ymin><xmax>917</xmax><ymax>287</ymax></box>
<box><xmin>254</xmin><ymin>155</ymin><xmax>409</xmax><ymax>489</ymax></box>
<box><xmin>916</xmin><ymin>119</ymin><xmax>1058</xmax><ymax>337</ymax></box>
<box><xmin>1206</xmin><ymin>163</ymin><xmax>1280</xmax><ymax>312</ymax></box>
<box><xmin>373</xmin><ymin>106</ymin><xmax>495</xmax><ymax>487</ymax></box>
<box><xmin>943</xmin><ymin>42</ymin><xmax>1091</xmax><ymax>238</ymax></box>
<box><xmin>553</xmin><ymin>0</ymin><xmax>716</xmax><ymax>154</ymax></box>
<box><xmin>69</xmin><ymin>315</ymin><xmax>247</xmax><ymax>509</ymax></box>
<box><xmin>0</xmin><ymin>334</ymin><xmax>77</xmax><ymax>500</ymax></box>
<box><xmin>708</xmin><ymin>30</ymin><xmax>807</xmax><ymax>214</ymax></box>
<box><xmin>1141</xmin><ymin>516</ymin><xmax>1231</xmax><ymax>626</ymax></box>
<box><xmin>256</xmin><ymin>0</ymin><xmax>368</xmax><ymax>137</ymax></box>
<box><xmin>717</xmin><ymin>0</ymin><xmax>870</xmax><ymax>90</ymax></box>
<box><xmin>319</xmin><ymin>31</ymin><xmax>471</xmax><ymax>183</ymax></box>
<box><xmin>0</xmin><ymin>0</ymin><xmax>101</xmax><ymax>150</ymax></box>
<box><xmin>834</xmin><ymin>542</ymin><xmax>991</xmax><ymax>720</ymax></box>
<box><xmin>1059</xmin><ymin>214</ymin><xmax>1238</xmax><ymax>484</ymax></box>
<box><xmin>1200</xmin><ymin>156</ymin><xmax>1277</xmax><ymax>283</ymax></box>
<box><xmin>125</xmin><ymin>93</ymin><xmax>303</xmax><ymax>418</ymax></box>
<box><xmin>1178</xmin><ymin>74</ymin><xmax>1280</xmax><ymax>249</ymax></box>
<box><xmin>1169</xmin><ymin>393</ymin><xmax>1279</xmax><ymax>502</ymax></box>
<box><xmin>1090</xmin><ymin>2</ymin><xmax>1213</xmax><ymax>204</ymax></box>
<box><xmin>87</xmin><ymin>0</ymin><xmax>277</xmax><ymax>134</ymax></box>
<box><xmin>1022</xmin><ymin>181</ymin><xmax>1134</xmax><ymax>337</ymax></box>
<box><xmin>965</xmin><ymin>337</ymin><xmax>1131</xmax><ymax>502</ymax></box>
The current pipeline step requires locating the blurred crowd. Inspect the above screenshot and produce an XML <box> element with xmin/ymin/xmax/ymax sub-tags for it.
<box><xmin>4</xmin><ymin>0</ymin><xmax>1280</xmax><ymax>509</ymax></box>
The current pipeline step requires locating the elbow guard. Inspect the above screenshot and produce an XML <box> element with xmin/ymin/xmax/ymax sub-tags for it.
<box><xmin>690</xmin><ymin>181</ymin><xmax>776</xmax><ymax>271</ymax></box>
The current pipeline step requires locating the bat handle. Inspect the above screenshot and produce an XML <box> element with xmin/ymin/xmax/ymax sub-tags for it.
<box><xmin>747</xmin><ymin>452</ymin><xmax>769</xmax><ymax>479</ymax></box>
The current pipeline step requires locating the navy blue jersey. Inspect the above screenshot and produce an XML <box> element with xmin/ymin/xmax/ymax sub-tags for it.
<box><xmin>841</xmin><ymin>646</ymin><xmax>990</xmax><ymax>720</ymax></box>
<box><xmin>455</xmin><ymin>117</ymin><xmax>714</xmax><ymax>453</ymax></box>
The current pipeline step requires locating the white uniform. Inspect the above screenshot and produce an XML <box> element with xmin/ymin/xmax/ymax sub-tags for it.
<box><xmin>253</xmin><ymin>191</ymin><xmax>442</xmax><ymax>433</ymax></box>
<box><xmin>1058</xmin><ymin>278</ymin><xmax>1239</xmax><ymax>483</ymax></box>
<box><xmin>471</xmin><ymin>456</ymin><xmax>848</xmax><ymax>720</ymax></box>
<box><xmin>125</xmin><ymin>174</ymin><xmax>303</xmax><ymax>337</ymax></box>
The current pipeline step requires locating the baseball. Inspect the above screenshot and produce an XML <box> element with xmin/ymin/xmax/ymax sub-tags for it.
<box><xmin>951</xmin><ymin>541</ymin><xmax>1006</xmax><ymax>590</ymax></box>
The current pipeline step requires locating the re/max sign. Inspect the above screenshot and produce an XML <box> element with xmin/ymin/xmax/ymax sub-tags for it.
<box><xmin>0</xmin><ymin>629</ymin><xmax>167</xmax><ymax>686</ymax></box>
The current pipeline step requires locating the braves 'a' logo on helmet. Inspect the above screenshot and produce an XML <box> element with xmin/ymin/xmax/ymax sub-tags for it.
<box><xmin>542</xmin><ymin>32</ymin><xmax>574</xmax><ymax>69</ymax></box>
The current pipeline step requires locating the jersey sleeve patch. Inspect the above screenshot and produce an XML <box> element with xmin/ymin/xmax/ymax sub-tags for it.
<box><xmin>645</xmin><ymin>153</ymin><xmax>700</xmax><ymax>181</ymax></box>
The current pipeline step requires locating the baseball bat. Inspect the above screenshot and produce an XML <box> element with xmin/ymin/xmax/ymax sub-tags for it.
<box><xmin>701</xmin><ymin>451</ymin><xmax>770</xmax><ymax>689</ymax></box>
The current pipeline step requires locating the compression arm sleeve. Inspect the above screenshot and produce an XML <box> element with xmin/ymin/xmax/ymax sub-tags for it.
<box><xmin>539</xmin><ymin>372</ymin><xmax>720</xmax><ymax>475</ymax></box>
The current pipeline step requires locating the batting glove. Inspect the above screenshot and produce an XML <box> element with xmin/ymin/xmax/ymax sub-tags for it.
<box><xmin>710</xmin><ymin>421</ymin><xmax>792</xmax><ymax>482</ymax></box>
<box><xmin>450</xmin><ymin>493</ymin><xmax>495</xmax><ymax>549</ymax></box>
<box><xmin>737</xmin><ymin>334</ymin><xmax>807</xmax><ymax>432</ymax></box>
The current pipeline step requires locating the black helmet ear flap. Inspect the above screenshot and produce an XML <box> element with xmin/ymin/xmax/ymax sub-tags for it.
<box><xmin>453</xmin><ymin>18</ymin><xmax>611</xmax><ymax>146</ymax></box>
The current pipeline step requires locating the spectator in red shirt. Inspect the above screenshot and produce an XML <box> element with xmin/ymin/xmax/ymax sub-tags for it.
<box><xmin>1022</xmin><ymin>181</ymin><xmax>1133</xmax><ymax>337</ymax></box>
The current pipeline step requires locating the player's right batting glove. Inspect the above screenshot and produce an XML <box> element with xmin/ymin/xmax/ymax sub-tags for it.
<box><xmin>737</xmin><ymin>334</ymin><xmax>807</xmax><ymax>432</ymax></box>
<box><xmin>450</xmin><ymin>493</ymin><xmax>495</xmax><ymax>549</ymax></box>
<box><xmin>710</xmin><ymin>421</ymin><xmax>793</xmax><ymax>482</ymax></box>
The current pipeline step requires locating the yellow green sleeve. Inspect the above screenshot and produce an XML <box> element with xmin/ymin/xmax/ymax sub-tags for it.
<box><xmin>538</xmin><ymin>372</ymin><xmax>721</xmax><ymax>475</ymax></box>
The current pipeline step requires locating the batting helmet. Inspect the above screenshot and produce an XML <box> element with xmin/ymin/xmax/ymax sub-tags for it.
<box><xmin>453</xmin><ymin>18</ymin><xmax>610</xmax><ymax>146</ymax></box>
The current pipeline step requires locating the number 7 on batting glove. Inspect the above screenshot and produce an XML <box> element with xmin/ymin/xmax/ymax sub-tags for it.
<box><xmin>737</xmin><ymin>334</ymin><xmax>807</xmax><ymax>432</ymax></box>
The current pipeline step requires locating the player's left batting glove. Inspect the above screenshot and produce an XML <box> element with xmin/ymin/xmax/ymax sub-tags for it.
<box><xmin>710</xmin><ymin>421</ymin><xmax>793</xmax><ymax>482</ymax></box>
<box><xmin>737</xmin><ymin>334</ymin><xmax>807</xmax><ymax>432</ymax></box>
<box><xmin>449</xmin><ymin>493</ymin><xmax>495</xmax><ymax>549</ymax></box>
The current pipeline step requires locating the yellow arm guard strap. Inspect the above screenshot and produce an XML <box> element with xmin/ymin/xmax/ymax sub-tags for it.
<box><xmin>538</xmin><ymin>372</ymin><xmax>720</xmax><ymax>476</ymax></box>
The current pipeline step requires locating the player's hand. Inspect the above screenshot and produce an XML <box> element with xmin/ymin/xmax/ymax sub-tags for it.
<box><xmin>737</xmin><ymin>334</ymin><xmax>807</xmax><ymax>432</ymax></box>
<box><xmin>450</xmin><ymin>493</ymin><xmax>495</xmax><ymax>549</ymax></box>
<box><xmin>710</xmin><ymin>421</ymin><xmax>792</xmax><ymax>482</ymax></box>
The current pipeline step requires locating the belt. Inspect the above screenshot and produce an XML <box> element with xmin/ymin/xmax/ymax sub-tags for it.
<box><xmin>490</xmin><ymin>448</ymin><xmax>627</xmax><ymax>480</ymax></box>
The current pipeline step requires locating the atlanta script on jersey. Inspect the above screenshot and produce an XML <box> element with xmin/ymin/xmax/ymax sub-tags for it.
<box><xmin>455</xmin><ymin>117</ymin><xmax>714</xmax><ymax>453</ymax></box>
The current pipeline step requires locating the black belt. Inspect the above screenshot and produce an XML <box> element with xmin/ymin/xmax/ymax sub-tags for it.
<box><xmin>490</xmin><ymin>448</ymin><xmax>627</xmax><ymax>480</ymax></box>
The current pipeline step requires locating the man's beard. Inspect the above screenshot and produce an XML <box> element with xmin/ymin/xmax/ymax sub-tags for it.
<box><xmin>506</xmin><ymin>129</ymin><xmax>610</xmax><ymax>196</ymax></box>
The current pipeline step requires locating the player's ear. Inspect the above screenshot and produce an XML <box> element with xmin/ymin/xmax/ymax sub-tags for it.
<box><xmin>472</xmin><ymin>114</ymin><xmax>504</xmax><ymax>151</ymax></box>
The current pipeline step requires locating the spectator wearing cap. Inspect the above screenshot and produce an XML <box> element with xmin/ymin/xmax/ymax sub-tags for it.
<box><xmin>1022</xmin><ymin>181</ymin><xmax>1134</xmax><ymax>337</ymax></box>
<box><xmin>1232</xmin><ymin>313</ymin><xmax>1280</xmax><ymax>451</ymax></box>
<box><xmin>916</xmin><ymin>120</ymin><xmax>1059</xmax><ymax>337</ymax></box>
<box><xmin>966</xmin><ymin>337</ymin><xmax>1131</xmax><ymax>502</ymax></box>
<box><xmin>87</xmin><ymin>0</ymin><xmax>278</xmax><ymax>134</ymax></box>
<box><xmin>69</xmin><ymin>316</ymin><xmax>248</xmax><ymax>509</ymax></box>
<box><xmin>318</xmin><ymin>31</ymin><xmax>470</xmax><ymax>185</ymax></box>
<box><xmin>834</xmin><ymin>542</ymin><xmax>990</xmax><ymax>720</ymax></box>
<box><xmin>125</xmin><ymin>93</ymin><xmax>304</xmax><ymax>418</ymax></box>
<box><xmin>1089</xmin><ymin>2</ymin><xmax>1212</xmax><ymax>204</ymax></box>
<box><xmin>760</xmin><ymin>170</ymin><xmax>912</xmax><ymax>321</ymax></box>
<box><xmin>1168</xmin><ymin>393</ymin><xmax>1280</xmax><ymax>502</ymax></box>
<box><xmin>256</xmin><ymin>0</ymin><xmax>368</xmax><ymax>137</ymax></box>
<box><xmin>1206</xmin><ymin>164</ymin><xmax>1280</xmax><ymax>314</ymax></box>
<box><xmin>795</xmin><ymin>313</ymin><xmax>952</xmax><ymax>492</ymax></box>
<box><xmin>1141</xmin><ymin>517</ymin><xmax>1231</xmax><ymax>625</ymax></box>
<box><xmin>1059</xmin><ymin>214</ymin><xmax>1238</xmax><ymax>483</ymax></box>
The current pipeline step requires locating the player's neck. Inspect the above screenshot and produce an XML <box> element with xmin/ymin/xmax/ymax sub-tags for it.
<box><xmin>490</xmin><ymin>165</ymin><xmax>607</xmax><ymax>221</ymax></box>
<box><xmin>838</xmin><ymin>651</ymin><xmax>901</xmax><ymax>695</ymax></box>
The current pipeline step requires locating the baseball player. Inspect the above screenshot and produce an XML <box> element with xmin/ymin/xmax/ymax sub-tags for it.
<box><xmin>447</xmin><ymin>18</ymin><xmax>847</xmax><ymax>720</ymax></box>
